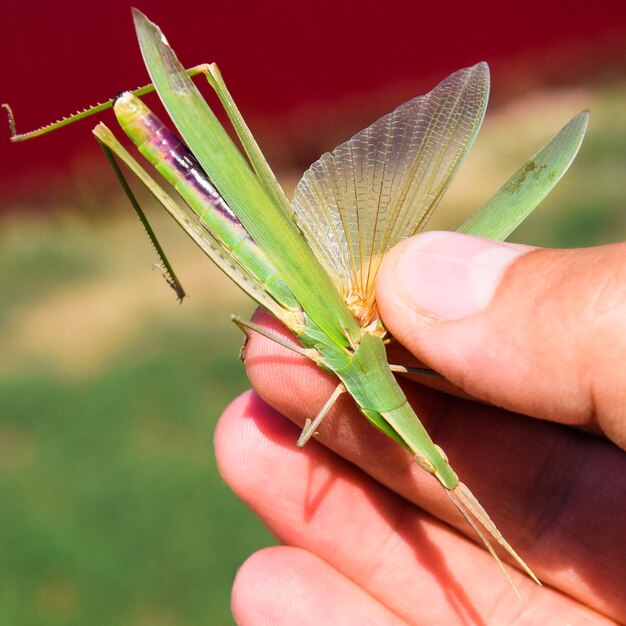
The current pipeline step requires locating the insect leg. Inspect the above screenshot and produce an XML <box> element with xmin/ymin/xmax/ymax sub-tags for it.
<box><xmin>297</xmin><ymin>383</ymin><xmax>346</xmax><ymax>447</ymax></box>
<box><xmin>3</xmin><ymin>66</ymin><xmax>208</xmax><ymax>142</ymax></box>
<box><xmin>388</xmin><ymin>364</ymin><xmax>442</xmax><ymax>377</ymax></box>
<box><xmin>97</xmin><ymin>134</ymin><xmax>186</xmax><ymax>301</ymax></box>
<box><xmin>230</xmin><ymin>315</ymin><xmax>322</xmax><ymax>363</ymax></box>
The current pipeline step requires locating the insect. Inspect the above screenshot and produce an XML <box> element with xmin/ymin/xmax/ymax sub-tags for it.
<box><xmin>5</xmin><ymin>9</ymin><xmax>588</xmax><ymax>595</ymax></box>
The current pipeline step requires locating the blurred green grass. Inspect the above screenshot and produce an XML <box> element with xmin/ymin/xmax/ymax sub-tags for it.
<box><xmin>0</xmin><ymin>82</ymin><xmax>624</xmax><ymax>625</ymax></box>
<box><xmin>0</xmin><ymin>212</ymin><xmax>273</xmax><ymax>625</ymax></box>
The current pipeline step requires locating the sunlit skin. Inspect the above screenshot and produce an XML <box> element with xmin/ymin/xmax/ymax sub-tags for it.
<box><xmin>217</xmin><ymin>233</ymin><xmax>626</xmax><ymax>625</ymax></box>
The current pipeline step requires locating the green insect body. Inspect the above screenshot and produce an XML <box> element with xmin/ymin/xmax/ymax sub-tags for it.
<box><xmin>5</xmin><ymin>9</ymin><xmax>590</xmax><ymax>594</ymax></box>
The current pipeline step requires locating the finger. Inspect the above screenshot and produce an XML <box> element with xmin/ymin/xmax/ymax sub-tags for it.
<box><xmin>232</xmin><ymin>546</ymin><xmax>406</xmax><ymax>626</ymax></box>
<box><xmin>386</xmin><ymin>340</ymin><xmax>475</xmax><ymax>400</ymax></box>
<box><xmin>217</xmin><ymin>392</ymin><xmax>614</xmax><ymax>625</ymax></box>
<box><xmin>376</xmin><ymin>232</ymin><xmax>626</xmax><ymax>448</ymax></box>
<box><xmin>241</xmin><ymin>310</ymin><xmax>626</xmax><ymax>622</ymax></box>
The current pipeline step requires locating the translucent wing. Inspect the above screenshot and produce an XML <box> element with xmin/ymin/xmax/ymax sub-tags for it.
<box><xmin>292</xmin><ymin>63</ymin><xmax>489</xmax><ymax>325</ymax></box>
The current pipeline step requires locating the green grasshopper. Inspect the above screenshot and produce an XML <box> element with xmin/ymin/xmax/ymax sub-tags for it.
<box><xmin>5</xmin><ymin>9</ymin><xmax>588</xmax><ymax>594</ymax></box>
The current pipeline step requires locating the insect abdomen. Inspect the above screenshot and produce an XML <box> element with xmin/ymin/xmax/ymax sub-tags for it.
<box><xmin>113</xmin><ymin>92</ymin><xmax>298</xmax><ymax>309</ymax></box>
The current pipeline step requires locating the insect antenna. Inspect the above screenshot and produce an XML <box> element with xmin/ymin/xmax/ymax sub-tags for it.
<box><xmin>447</xmin><ymin>482</ymin><xmax>542</xmax><ymax>595</ymax></box>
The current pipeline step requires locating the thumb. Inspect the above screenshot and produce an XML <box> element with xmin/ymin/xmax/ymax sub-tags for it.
<box><xmin>377</xmin><ymin>231</ymin><xmax>626</xmax><ymax>449</ymax></box>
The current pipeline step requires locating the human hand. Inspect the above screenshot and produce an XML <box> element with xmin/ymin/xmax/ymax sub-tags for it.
<box><xmin>216</xmin><ymin>231</ymin><xmax>626</xmax><ymax>625</ymax></box>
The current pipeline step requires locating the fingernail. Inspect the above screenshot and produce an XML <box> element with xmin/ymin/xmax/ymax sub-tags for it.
<box><xmin>394</xmin><ymin>231</ymin><xmax>528</xmax><ymax>320</ymax></box>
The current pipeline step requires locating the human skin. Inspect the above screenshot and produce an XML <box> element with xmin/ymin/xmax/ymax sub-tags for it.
<box><xmin>215</xmin><ymin>231</ymin><xmax>626</xmax><ymax>625</ymax></box>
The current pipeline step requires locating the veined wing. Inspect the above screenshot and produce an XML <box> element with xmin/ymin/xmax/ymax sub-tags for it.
<box><xmin>291</xmin><ymin>63</ymin><xmax>489</xmax><ymax>325</ymax></box>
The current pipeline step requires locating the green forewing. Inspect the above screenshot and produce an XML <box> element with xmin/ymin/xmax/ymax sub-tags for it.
<box><xmin>457</xmin><ymin>110</ymin><xmax>589</xmax><ymax>240</ymax></box>
<box><xmin>291</xmin><ymin>63</ymin><xmax>489</xmax><ymax>323</ymax></box>
<box><xmin>132</xmin><ymin>9</ymin><xmax>360</xmax><ymax>348</ymax></box>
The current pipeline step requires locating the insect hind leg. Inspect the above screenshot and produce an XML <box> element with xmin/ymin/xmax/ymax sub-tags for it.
<box><xmin>3</xmin><ymin>65</ymin><xmax>210</xmax><ymax>142</ymax></box>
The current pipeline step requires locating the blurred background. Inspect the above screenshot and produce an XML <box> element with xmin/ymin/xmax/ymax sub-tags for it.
<box><xmin>0</xmin><ymin>1</ymin><xmax>624</xmax><ymax>624</ymax></box>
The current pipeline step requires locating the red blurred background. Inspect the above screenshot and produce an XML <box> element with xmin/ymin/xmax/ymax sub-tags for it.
<box><xmin>1</xmin><ymin>0</ymin><xmax>624</xmax><ymax>204</ymax></box>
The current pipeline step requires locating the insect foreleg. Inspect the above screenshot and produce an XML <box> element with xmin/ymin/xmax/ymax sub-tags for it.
<box><xmin>388</xmin><ymin>364</ymin><xmax>442</xmax><ymax>377</ymax></box>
